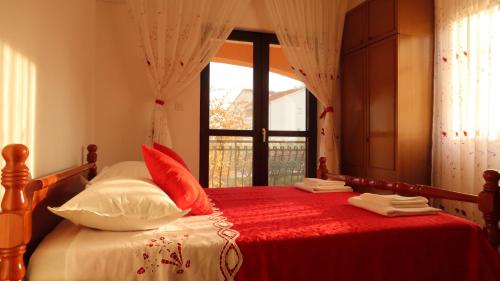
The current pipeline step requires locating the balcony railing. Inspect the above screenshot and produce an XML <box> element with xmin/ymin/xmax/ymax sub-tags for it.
<box><xmin>209</xmin><ymin>139</ymin><xmax>306</xmax><ymax>188</ymax></box>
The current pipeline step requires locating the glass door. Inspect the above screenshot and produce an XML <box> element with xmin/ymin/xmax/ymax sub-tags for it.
<box><xmin>206</xmin><ymin>39</ymin><xmax>254</xmax><ymax>187</ymax></box>
<box><xmin>267</xmin><ymin>44</ymin><xmax>316</xmax><ymax>186</ymax></box>
<box><xmin>200</xmin><ymin>31</ymin><xmax>316</xmax><ymax>188</ymax></box>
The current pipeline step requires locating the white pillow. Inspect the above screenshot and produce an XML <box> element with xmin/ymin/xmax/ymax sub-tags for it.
<box><xmin>88</xmin><ymin>161</ymin><xmax>151</xmax><ymax>185</ymax></box>
<box><xmin>49</xmin><ymin>178</ymin><xmax>188</xmax><ymax>231</ymax></box>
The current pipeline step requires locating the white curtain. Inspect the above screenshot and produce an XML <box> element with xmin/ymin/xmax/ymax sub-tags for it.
<box><xmin>127</xmin><ymin>0</ymin><xmax>250</xmax><ymax>146</ymax></box>
<box><xmin>433</xmin><ymin>0</ymin><xmax>500</xmax><ymax>223</ymax></box>
<box><xmin>265</xmin><ymin>0</ymin><xmax>347</xmax><ymax>173</ymax></box>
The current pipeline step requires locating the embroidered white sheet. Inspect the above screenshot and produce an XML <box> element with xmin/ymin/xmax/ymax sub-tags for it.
<box><xmin>27</xmin><ymin>205</ymin><xmax>242</xmax><ymax>281</ymax></box>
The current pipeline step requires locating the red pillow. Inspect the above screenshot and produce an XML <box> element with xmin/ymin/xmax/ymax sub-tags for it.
<box><xmin>141</xmin><ymin>145</ymin><xmax>212</xmax><ymax>215</ymax></box>
<box><xmin>153</xmin><ymin>143</ymin><xmax>190</xmax><ymax>171</ymax></box>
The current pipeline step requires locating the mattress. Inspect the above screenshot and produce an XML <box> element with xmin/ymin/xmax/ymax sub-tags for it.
<box><xmin>28</xmin><ymin>186</ymin><xmax>500</xmax><ymax>281</ymax></box>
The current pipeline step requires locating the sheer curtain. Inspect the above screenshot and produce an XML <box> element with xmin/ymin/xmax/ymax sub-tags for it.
<box><xmin>265</xmin><ymin>0</ymin><xmax>347</xmax><ymax>173</ymax></box>
<box><xmin>433</xmin><ymin>0</ymin><xmax>500</xmax><ymax>223</ymax></box>
<box><xmin>126</xmin><ymin>0</ymin><xmax>249</xmax><ymax>146</ymax></box>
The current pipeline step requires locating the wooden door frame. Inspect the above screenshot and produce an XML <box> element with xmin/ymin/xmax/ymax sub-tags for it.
<box><xmin>199</xmin><ymin>30</ymin><xmax>317</xmax><ymax>187</ymax></box>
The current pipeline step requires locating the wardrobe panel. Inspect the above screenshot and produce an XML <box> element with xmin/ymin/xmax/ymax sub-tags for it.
<box><xmin>341</xmin><ymin>50</ymin><xmax>366</xmax><ymax>176</ymax></box>
<box><xmin>367</xmin><ymin>0</ymin><xmax>396</xmax><ymax>41</ymax></box>
<box><xmin>342</xmin><ymin>4</ymin><xmax>367</xmax><ymax>53</ymax></box>
<box><xmin>367</xmin><ymin>37</ymin><xmax>396</xmax><ymax>173</ymax></box>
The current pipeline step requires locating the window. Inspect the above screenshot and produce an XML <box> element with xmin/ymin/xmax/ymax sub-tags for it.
<box><xmin>200</xmin><ymin>31</ymin><xmax>317</xmax><ymax>188</ymax></box>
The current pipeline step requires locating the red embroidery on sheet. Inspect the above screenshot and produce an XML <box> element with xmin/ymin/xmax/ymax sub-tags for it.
<box><xmin>441</xmin><ymin>131</ymin><xmax>447</xmax><ymax>137</ymax></box>
<box><xmin>464</xmin><ymin>51</ymin><xmax>468</xmax><ymax>56</ymax></box>
<box><xmin>136</xmin><ymin>199</ymin><xmax>242</xmax><ymax>280</ymax></box>
<box><xmin>321</xmin><ymin>128</ymin><xmax>326</xmax><ymax>136</ymax></box>
<box><xmin>137</xmin><ymin>236</ymin><xmax>190</xmax><ymax>276</ymax></box>
<box><xmin>442</xmin><ymin>57</ymin><xmax>448</xmax><ymax>62</ymax></box>
<box><xmin>208</xmin><ymin>199</ymin><xmax>242</xmax><ymax>280</ymax></box>
<box><xmin>464</xmin><ymin>131</ymin><xmax>468</xmax><ymax>137</ymax></box>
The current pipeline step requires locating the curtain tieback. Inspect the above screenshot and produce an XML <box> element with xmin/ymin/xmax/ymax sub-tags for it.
<box><xmin>155</xmin><ymin>99</ymin><xmax>165</xmax><ymax>106</ymax></box>
<box><xmin>319</xmin><ymin>106</ymin><xmax>333</xmax><ymax>119</ymax></box>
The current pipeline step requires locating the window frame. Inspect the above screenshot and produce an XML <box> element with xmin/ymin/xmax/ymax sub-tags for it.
<box><xmin>199</xmin><ymin>30</ymin><xmax>317</xmax><ymax>187</ymax></box>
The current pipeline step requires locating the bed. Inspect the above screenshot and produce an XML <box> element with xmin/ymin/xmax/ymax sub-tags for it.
<box><xmin>1</xmin><ymin>144</ymin><xmax>500</xmax><ymax>281</ymax></box>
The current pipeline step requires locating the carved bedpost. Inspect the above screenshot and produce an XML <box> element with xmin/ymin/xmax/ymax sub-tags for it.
<box><xmin>479</xmin><ymin>170</ymin><xmax>500</xmax><ymax>250</ymax></box>
<box><xmin>317</xmin><ymin>157</ymin><xmax>329</xmax><ymax>179</ymax></box>
<box><xmin>86</xmin><ymin>144</ymin><xmax>98</xmax><ymax>180</ymax></box>
<box><xmin>0</xmin><ymin>144</ymin><xmax>31</xmax><ymax>281</ymax></box>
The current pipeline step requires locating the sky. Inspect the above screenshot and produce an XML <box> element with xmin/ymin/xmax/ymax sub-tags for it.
<box><xmin>209</xmin><ymin>62</ymin><xmax>304</xmax><ymax>103</ymax></box>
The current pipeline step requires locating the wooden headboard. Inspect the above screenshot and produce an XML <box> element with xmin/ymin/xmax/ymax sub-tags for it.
<box><xmin>0</xmin><ymin>144</ymin><xmax>97</xmax><ymax>281</ymax></box>
<box><xmin>317</xmin><ymin>157</ymin><xmax>500</xmax><ymax>250</ymax></box>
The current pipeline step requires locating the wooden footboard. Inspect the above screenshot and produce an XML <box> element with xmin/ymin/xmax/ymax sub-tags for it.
<box><xmin>0</xmin><ymin>144</ymin><xmax>97</xmax><ymax>281</ymax></box>
<box><xmin>317</xmin><ymin>157</ymin><xmax>500</xmax><ymax>250</ymax></box>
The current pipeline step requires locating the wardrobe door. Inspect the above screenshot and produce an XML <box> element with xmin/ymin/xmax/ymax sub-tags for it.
<box><xmin>366</xmin><ymin>36</ymin><xmax>397</xmax><ymax>180</ymax></box>
<box><xmin>342</xmin><ymin>4</ymin><xmax>367</xmax><ymax>53</ymax></box>
<box><xmin>367</xmin><ymin>0</ymin><xmax>396</xmax><ymax>42</ymax></box>
<box><xmin>341</xmin><ymin>50</ymin><xmax>366</xmax><ymax>177</ymax></box>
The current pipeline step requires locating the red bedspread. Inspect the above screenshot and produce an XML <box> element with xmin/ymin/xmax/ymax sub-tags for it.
<box><xmin>206</xmin><ymin>186</ymin><xmax>500</xmax><ymax>281</ymax></box>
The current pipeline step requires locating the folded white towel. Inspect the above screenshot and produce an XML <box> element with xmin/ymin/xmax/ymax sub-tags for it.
<box><xmin>348</xmin><ymin>196</ymin><xmax>440</xmax><ymax>217</ymax></box>
<box><xmin>294</xmin><ymin>182</ymin><xmax>353</xmax><ymax>193</ymax></box>
<box><xmin>359</xmin><ymin>193</ymin><xmax>429</xmax><ymax>208</ymax></box>
<box><xmin>303</xmin><ymin>178</ymin><xmax>346</xmax><ymax>188</ymax></box>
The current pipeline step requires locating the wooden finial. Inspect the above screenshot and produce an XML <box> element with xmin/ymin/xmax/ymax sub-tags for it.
<box><xmin>1</xmin><ymin>144</ymin><xmax>30</xmax><ymax>211</ymax></box>
<box><xmin>0</xmin><ymin>144</ymin><xmax>32</xmax><ymax>281</ymax></box>
<box><xmin>317</xmin><ymin>157</ymin><xmax>329</xmax><ymax>180</ymax></box>
<box><xmin>479</xmin><ymin>169</ymin><xmax>500</xmax><ymax>250</ymax></box>
<box><xmin>86</xmin><ymin>144</ymin><xmax>98</xmax><ymax>180</ymax></box>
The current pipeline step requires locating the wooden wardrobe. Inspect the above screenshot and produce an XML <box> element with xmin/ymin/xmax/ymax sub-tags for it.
<box><xmin>340</xmin><ymin>0</ymin><xmax>434</xmax><ymax>184</ymax></box>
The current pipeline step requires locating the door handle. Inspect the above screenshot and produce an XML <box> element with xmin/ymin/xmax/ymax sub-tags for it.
<box><xmin>262</xmin><ymin>128</ymin><xmax>267</xmax><ymax>143</ymax></box>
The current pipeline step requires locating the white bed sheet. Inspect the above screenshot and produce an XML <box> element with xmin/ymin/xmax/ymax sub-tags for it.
<box><xmin>27</xmin><ymin>208</ymin><xmax>242</xmax><ymax>281</ymax></box>
<box><xmin>27</xmin><ymin>220</ymin><xmax>79</xmax><ymax>281</ymax></box>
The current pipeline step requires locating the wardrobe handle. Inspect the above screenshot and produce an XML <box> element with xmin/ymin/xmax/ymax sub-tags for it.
<box><xmin>262</xmin><ymin>128</ymin><xmax>267</xmax><ymax>143</ymax></box>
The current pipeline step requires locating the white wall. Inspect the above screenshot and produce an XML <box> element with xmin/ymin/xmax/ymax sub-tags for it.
<box><xmin>0</xmin><ymin>0</ymin><xmax>95</xmax><ymax>201</ymax></box>
<box><xmin>94</xmin><ymin>0</ymin><xmax>274</xmax><ymax>179</ymax></box>
<box><xmin>94</xmin><ymin>2</ymin><xmax>151</xmax><ymax>172</ymax></box>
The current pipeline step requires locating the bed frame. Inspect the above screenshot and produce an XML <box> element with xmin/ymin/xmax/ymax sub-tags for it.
<box><xmin>0</xmin><ymin>145</ymin><xmax>498</xmax><ymax>281</ymax></box>
<box><xmin>317</xmin><ymin>157</ymin><xmax>500</xmax><ymax>251</ymax></box>
<box><xmin>0</xmin><ymin>144</ymin><xmax>97</xmax><ymax>281</ymax></box>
